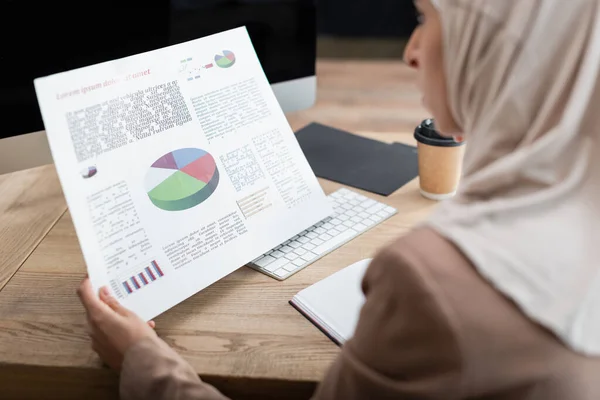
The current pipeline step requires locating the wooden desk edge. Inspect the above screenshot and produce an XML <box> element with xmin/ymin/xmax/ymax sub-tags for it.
<box><xmin>0</xmin><ymin>363</ymin><xmax>318</xmax><ymax>400</ymax></box>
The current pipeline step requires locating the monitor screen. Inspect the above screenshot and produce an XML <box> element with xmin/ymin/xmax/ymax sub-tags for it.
<box><xmin>0</xmin><ymin>0</ymin><xmax>316</xmax><ymax>140</ymax></box>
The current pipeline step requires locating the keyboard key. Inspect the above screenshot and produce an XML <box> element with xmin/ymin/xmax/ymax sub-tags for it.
<box><xmin>313</xmin><ymin>229</ymin><xmax>357</xmax><ymax>255</ymax></box>
<box><xmin>322</xmin><ymin>222</ymin><xmax>334</xmax><ymax>230</ymax></box>
<box><xmin>354</xmin><ymin>223</ymin><xmax>367</xmax><ymax>231</ymax></box>
<box><xmin>343</xmin><ymin>220</ymin><xmax>355</xmax><ymax>228</ymax></box>
<box><xmin>302</xmin><ymin>242</ymin><xmax>316</xmax><ymax>251</ymax></box>
<box><xmin>346</xmin><ymin>210</ymin><xmax>358</xmax><ymax>217</ymax></box>
<box><xmin>311</xmin><ymin>237</ymin><xmax>324</xmax><ymax>246</ymax></box>
<box><xmin>366</xmin><ymin>203</ymin><xmax>386</xmax><ymax>214</ymax></box>
<box><xmin>385</xmin><ymin>206</ymin><xmax>396</xmax><ymax>214</ymax></box>
<box><xmin>351</xmin><ymin>216</ymin><xmax>362</xmax><ymax>223</ymax></box>
<box><xmin>359</xmin><ymin>212</ymin><xmax>371</xmax><ymax>219</ymax></box>
<box><xmin>289</xmin><ymin>241</ymin><xmax>302</xmax><ymax>249</ymax></box>
<box><xmin>320</xmin><ymin>233</ymin><xmax>333</xmax><ymax>241</ymax></box>
<box><xmin>255</xmin><ymin>255</ymin><xmax>275</xmax><ymax>268</ymax></box>
<box><xmin>327</xmin><ymin>228</ymin><xmax>341</xmax><ymax>236</ymax></box>
<box><xmin>377</xmin><ymin>211</ymin><xmax>390</xmax><ymax>219</ymax></box>
<box><xmin>282</xmin><ymin>264</ymin><xmax>297</xmax><ymax>273</ymax></box>
<box><xmin>271</xmin><ymin>250</ymin><xmax>285</xmax><ymax>258</ymax></box>
<box><xmin>314</xmin><ymin>227</ymin><xmax>326</xmax><ymax>235</ymax></box>
<box><xmin>370</xmin><ymin>214</ymin><xmax>383</xmax><ymax>223</ymax></box>
<box><xmin>306</xmin><ymin>226</ymin><xmax>316</xmax><ymax>231</ymax></box>
<box><xmin>335</xmin><ymin>224</ymin><xmax>349</xmax><ymax>232</ymax></box>
<box><xmin>292</xmin><ymin>259</ymin><xmax>304</xmax><ymax>267</ymax></box>
<box><xmin>338</xmin><ymin>214</ymin><xmax>349</xmax><ymax>221</ymax></box>
<box><xmin>301</xmin><ymin>252</ymin><xmax>318</xmax><ymax>262</ymax></box>
<box><xmin>283</xmin><ymin>240</ymin><xmax>291</xmax><ymax>245</ymax></box>
<box><xmin>280</xmin><ymin>245</ymin><xmax>294</xmax><ymax>253</ymax></box>
<box><xmin>306</xmin><ymin>231</ymin><xmax>318</xmax><ymax>239</ymax></box>
<box><xmin>363</xmin><ymin>218</ymin><xmax>376</xmax><ymax>227</ymax></box>
<box><xmin>361</xmin><ymin>199</ymin><xmax>377</xmax><ymax>208</ymax></box>
<box><xmin>330</xmin><ymin>218</ymin><xmax>342</xmax><ymax>225</ymax></box>
<box><xmin>343</xmin><ymin>191</ymin><xmax>357</xmax><ymax>200</ymax></box>
<box><xmin>298</xmin><ymin>236</ymin><xmax>310</xmax><ymax>244</ymax></box>
<box><xmin>342</xmin><ymin>203</ymin><xmax>353</xmax><ymax>210</ymax></box>
<box><xmin>349</xmin><ymin>199</ymin><xmax>360</xmax><ymax>206</ymax></box>
<box><xmin>265</xmin><ymin>258</ymin><xmax>290</xmax><ymax>272</ymax></box>
<box><xmin>324</xmin><ymin>216</ymin><xmax>333</xmax><ymax>222</ymax></box>
<box><xmin>274</xmin><ymin>268</ymin><xmax>288</xmax><ymax>278</ymax></box>
<box><xmin>285</xmin><ymin>252</ymin><xmax>299</xmax><ymax>261</ymax></box>
<box><xmin>294</xmin><ymin>247</ymin><xmax>307</xmax><ymax>256</ymax></box>
<box><xmin>300</xmin><ymin>230</ymin><xmax>308</xmax><ymax>235</ymax></box>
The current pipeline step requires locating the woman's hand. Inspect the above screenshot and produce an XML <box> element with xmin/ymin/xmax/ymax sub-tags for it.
<box><xmin>77</xmin><ymin>278</ymin><xmax>157</xmax><ymax>370</ymax></box>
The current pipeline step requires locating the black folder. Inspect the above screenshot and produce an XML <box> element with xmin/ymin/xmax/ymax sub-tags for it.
<box><xmin>296</xmin><ymin>123</ymin><xmax>418</xmax><ymax>196</ymax></box>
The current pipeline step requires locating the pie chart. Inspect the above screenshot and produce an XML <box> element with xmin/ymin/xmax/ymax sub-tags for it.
<box><xmin>215</xmin><ymin>50</ymin><xmax>236</xmax><ymax>68</ymax></box>
<box><xmin>145</xmin><ymin>148</ymin><xmax>219</xmax><ymax>211</ymax></box>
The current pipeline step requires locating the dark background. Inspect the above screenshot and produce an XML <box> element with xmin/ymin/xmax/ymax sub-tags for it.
<box><xmin>317</xmin><ymin>0</ymin><xmax>417</xmax><ymax>59</ymax></box>
<box><xmin>0</xmin><ymin>0</ymin><xmax>418</xmax><ymax>139</ymax></box>
<box><xmin>319</xmin><ymin>0</ymin><xmax>417</xmax><ymax>37</ymax></box>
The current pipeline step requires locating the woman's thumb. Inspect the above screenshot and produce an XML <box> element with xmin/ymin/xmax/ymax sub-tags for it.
<box><xmin>99</xmin><ymin>287</ymin><xmax>129</xmax><ymax>316</ymax></box>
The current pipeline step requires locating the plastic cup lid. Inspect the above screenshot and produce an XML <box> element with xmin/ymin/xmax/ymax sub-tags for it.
<box><xmin>414</xmin><ymin>119</ymin><xmax>464</xmax><ymax>147</ymax></box>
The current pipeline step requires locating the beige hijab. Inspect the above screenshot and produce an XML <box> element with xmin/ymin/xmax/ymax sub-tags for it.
<box><xmin>428</xmin><ymin>0</ymin><xmax>600</xmax><ymax>355</ymax></box>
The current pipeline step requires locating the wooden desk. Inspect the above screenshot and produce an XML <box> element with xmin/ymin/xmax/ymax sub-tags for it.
<box><xmin>0</xmin><ymin>61</ymin><xmax>432</xmax><ymax>399</ymax></box>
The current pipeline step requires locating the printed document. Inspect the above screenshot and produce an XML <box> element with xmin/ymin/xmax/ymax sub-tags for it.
<box><xmin>34</xmin><ymin>27</ymin><xmax>332</xmax><ymax>320</ymax></box>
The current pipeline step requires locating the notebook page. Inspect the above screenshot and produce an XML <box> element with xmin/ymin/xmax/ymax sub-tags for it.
<box><xmin>293</xmin><ymin>258</ymin><xmax>372</xmax><ymax>343</ymax></box>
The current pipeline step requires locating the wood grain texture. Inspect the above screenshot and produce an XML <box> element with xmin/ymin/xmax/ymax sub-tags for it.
<box><xmin>0</xmin><ymin>165</ymin><xmax>67</xmax><ymax>291</ymax></box>
<box><xmin>0</xmin><ymin>365</ymin><xmax>118</xmax><ymax>400</ymax></box>
<box><xmin>0</xmin><ymin>364</ymin><xmax>316</xmax><ymax>400</ymax></box>
<box><xmin>0</xmin><ymin>61</ymin><xmax>436</xmax><ymax>398</ymax></box>
<box><xmin>287</xmin><ymin>60</ymin><xmax>429</xmax><ymax>133</ymax></box>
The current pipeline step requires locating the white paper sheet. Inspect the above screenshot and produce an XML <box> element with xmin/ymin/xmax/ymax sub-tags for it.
<box><xmin>34</xmin><ymin>27</ymin><xmax>333</xmax><ymax>320</ymax></box>
<box><xmin>292</xmin><ymin>259</ymin><xmax>371</xmax><ymax>344</ymax></box>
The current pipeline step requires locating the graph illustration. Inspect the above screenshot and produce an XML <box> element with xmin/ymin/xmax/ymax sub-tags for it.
<box><xmin>81</xmin><ymin>166</ymin><xmax>97</xmax><ymax>179</ymax></box>
<box><xmin>116</xmin><ymin>260</ymin><xmax>164</xmax><ymax>296</ymax></box>
<box><xmin>145</xmin><ymin>148</ymin><xmax>220</xmax><ymax>211</ymax></box>
<box><xmin>179</xmin><ymin>57</ymin><xmax>214</xmax><ymax>81</ymax></box>
<box><xmin>178</xmin><ymin>50</ymin><xmax>236</xmax><ymax>81</ymax></box>
<box><xmin>215</xmin><ymin>50</ymin><xmax>236</xmax><ymax>68</ymax></box>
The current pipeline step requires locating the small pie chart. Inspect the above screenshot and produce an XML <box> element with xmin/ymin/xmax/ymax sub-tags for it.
<box><xmin>215</xmin><ymin>50</ymin><xmax>236</xmax><ymax>68</ymax></box>
<box><xmin>145</xmin><ymin>148</ymin><xmax>219</xmax><ymax>212</ymax></box>
<box><xmin>81</xmin><ymin>166</ymin><xmax>97</xmax><ymax>179</ymax></box>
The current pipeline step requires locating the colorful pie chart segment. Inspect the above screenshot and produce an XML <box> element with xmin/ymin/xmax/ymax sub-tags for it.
<box><xmin>215</xmin><ymin>50</ymin><xmax>236</xmax><ymax>68</ymax></box>
<box><xmin>145</xmin><ymin>148</ymin><xmax>219</xmax><ymax>211</ymax></box>
<box><xmin>81</xmin><ymin>166</ymin><xmax>97</xmax><ymax>179</ymax></box>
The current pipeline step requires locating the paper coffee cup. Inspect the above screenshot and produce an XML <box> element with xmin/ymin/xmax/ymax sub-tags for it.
<box><xmin>414</xmin><ymin>119</ymin><xmax>465</xmax><ymax>201</ymax></box>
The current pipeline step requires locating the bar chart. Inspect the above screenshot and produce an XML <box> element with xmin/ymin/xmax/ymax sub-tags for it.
<box><xmin>112</xmin><ymin>260</ymin><xmax>165</xmax><ymax>298</ymax></box>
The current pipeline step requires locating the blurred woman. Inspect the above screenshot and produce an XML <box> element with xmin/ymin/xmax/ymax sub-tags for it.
<box><xmin>78</xmin><ymin>0</ymin><xmax>600</xmax><ymax>398</ymax></box>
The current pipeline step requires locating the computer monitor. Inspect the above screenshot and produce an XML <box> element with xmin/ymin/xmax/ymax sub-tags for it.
<box><xmin>0</xmin><ymin>0</ymin><xmax>317</xmax><ymax>174</ymax></box>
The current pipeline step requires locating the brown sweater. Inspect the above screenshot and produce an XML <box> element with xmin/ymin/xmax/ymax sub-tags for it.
<box><xmin>120</xmin><ymin>228</ymin><xmax>600</xmax><ymax>400</ymax></box>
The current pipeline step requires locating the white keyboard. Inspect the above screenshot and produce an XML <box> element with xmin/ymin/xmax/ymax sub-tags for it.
<box><xmin>247</xmin><ymin>188</ymin><xmax>397</xmax><ymax>280</ymax></box>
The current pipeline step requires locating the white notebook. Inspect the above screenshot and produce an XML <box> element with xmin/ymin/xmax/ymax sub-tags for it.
<box><xmin>290</xmin><ymin>258</ymin><xmax>372</xmax><ymax>345</ymax></box>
